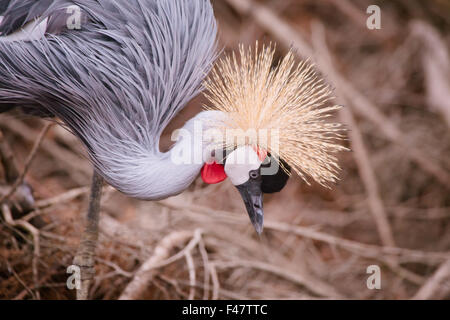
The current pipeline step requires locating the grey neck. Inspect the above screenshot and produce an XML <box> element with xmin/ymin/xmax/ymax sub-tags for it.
<box><xmin>113</xmin><ymin>110</ymin><xmax>226</xmax><ymax>201</ymax></box>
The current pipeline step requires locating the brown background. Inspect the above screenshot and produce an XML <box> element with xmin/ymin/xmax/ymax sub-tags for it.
<box><xmin>1</xmin><ymin>0</ymin><xmax>449</xmax><ymax>299</ymax></box>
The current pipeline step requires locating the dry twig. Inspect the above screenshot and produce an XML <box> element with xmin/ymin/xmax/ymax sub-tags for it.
<box><xmin>2</xmin><ymin>204</ymin><xmax>40</xmax><ymax>299</ymax></box>
<box><xmin>119</xmin><ymin>229</ymin><xmax>203</xmax><ymax>300</ymax></box>
<box><xmin>412</xmin><ymin>259</ymin><xmax>450</xmax><ymax>300</ymax></box>
<box><xmin>159</xmin><ymin>199</ymin><xmax>450</xmax><ymax>264</ymax></box>
<box><xmin>0</xmin><ymin>123</ymin><xmax>52</xmax><ymax>204</ymax></box>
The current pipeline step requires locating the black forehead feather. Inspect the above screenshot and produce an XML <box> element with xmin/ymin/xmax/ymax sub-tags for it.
<box><xmin>261</xmin><ymin>156</ymin><xmax>291</xmax><ymax>194</ymax></box>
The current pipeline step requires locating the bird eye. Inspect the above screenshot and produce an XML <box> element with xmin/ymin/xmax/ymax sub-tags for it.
<box><xmin>249</xmin><ymin>170</ymin><xmax>260</xmax><ymax>179</ymax></box>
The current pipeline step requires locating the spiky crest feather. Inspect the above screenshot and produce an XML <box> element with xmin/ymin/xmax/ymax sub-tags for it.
<box><xmin>204</xmin><ymin>43</ymin><xmax>347</xmax><ymax>187</ymax></box>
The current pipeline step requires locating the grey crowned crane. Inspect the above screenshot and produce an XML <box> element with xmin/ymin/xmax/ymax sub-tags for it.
<box><xmin>0</xmin><ymin>0</ymin><xmax>347</xmax><ymax>299</ymax></box>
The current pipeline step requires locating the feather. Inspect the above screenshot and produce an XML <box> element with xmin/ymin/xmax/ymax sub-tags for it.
<box><xmin>204</xmin><ymin>43</ymin><xmax>348</xmax><ymax>187</ymax></box>
<box><xmin>0</xmin><ymin>0</ymin><xmax>10</xmax><ymax>15</ymax></box>
<box><xmin>0</xmin><ymin>0</ymin><xmax>218</xmax><ymax>198</ymax></box>
<box><xmin>0</xmin><ymin>0</ymin><xmax>52</xmax><ymax>35</ymax></box>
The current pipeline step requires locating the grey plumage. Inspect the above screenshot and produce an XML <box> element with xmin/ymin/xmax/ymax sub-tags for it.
<box><xmin>0</xmin><ymin>0</ymin><xmax>10</xmax><ymax>15</ymax></box>
<box><xmin>0</xmin><ymin>0</ymin><xmax>52</xmax><ymax>35</ymax></box>
<box><xmin>0</xmin><ymin>0</ymin><xmax>218</xmax><ymax>199</ymax></box>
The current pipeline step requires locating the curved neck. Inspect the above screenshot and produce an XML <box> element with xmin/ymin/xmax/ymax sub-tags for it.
<box><xmin>109</xmin><ymin>110</ymin><xmax>226</xmax><ymax>201</ymax></box>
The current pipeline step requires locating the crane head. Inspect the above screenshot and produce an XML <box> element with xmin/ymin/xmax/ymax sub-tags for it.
<box><xmin>224</xmin><ymin>146</ymin><xmax>265</xmax><ymax>234</ymax></box>
<box><xmin>202</xmin><ymin>44</ymin><xmax>348</xmax><ymax>233</ymax></box>
<box><xmin>202</xmin><ymin>145</ymin><xmax>291</xmax><ymax>234</ymax></box>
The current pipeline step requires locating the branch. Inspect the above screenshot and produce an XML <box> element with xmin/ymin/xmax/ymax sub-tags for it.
<box><xmin>185</xmin><ymin>251</ymin><xmax>196</xmax><ymax>300</ymax></box>
<box><xmin>159</xmin><ymin>198</ymin><xmax>450</xmax><ymax>264</ymax></box>
<box><xmin>0</xmin><ymin>118</ymin><xmax>90</xmax><ymax>184</ymax></box>
<box><xmin>0</xmin><ymin>130</ymin><xmax>20</xmax><ymax>183</ymax></box>
<box><xmin>412</xmin><ymin>259</ymin><xmax>450</xmax><ymax>300</ymax></box>
<box><xmin>119</xmin><ymin>229</ymin><xmax>203</xmax><ymax>300</ymax></box>
<box><xmin>0</xmin><ymin>123</ymin><xmax>52</xmax><ymax>204</ymax></box>
<box><xmin>215</xmin><ymin>259</ymin><xmax>344</xmax><ymax>298</ymax></box>
<box><xmin>311</xmin><ymin>22</ymin><xmax>395</xmax><ymax>248</ymax></box>
<box><xmin>2</xmin><ymin>204</ymin><xmax>40</xmax><ymax>299</ymax></box>
<box><xmin>411</xmin><ymin>21</ymin><xmax>450</xmax><ymax>127</ymax></box>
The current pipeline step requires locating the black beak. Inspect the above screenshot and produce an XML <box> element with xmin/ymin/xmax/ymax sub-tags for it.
<box><xmin>236</xmin><ymin>177</ymin><xmax>264</xmax><ymax>234</ymax></box>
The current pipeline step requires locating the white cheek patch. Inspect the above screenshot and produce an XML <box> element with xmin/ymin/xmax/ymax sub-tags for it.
<box><xmin>224</xmin><ymin>146</ymin><xmax>262</xmax><ymax>186</ymax></box>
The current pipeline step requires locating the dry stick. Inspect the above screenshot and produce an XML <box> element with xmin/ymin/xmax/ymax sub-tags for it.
<box><xmin>338</xmin><ymin>77</ymin><xmax>450</xmax><ymax>188</ymax></box>
<box><xmin>209</xmin><ymin>263</ymin><xmax>221</xmax><ymax>300</ymax></box>
<box><xmin>0</xmin><ymin>130</ymin><xmax>20</xmax><ymax>183</ymax></box>
<box><xmin>0</xmin><ymin>130</ymin><xmax>35</xmax><ymax>212</ymax></box>
<box><xmin>411</xmin><ymin>21</ymin><xmax>450</xmax><ymax>128</ymax></box>
<box><xmin>2</xmin><ymin>204</ymin><xmax>40</xmax><ymax>299</ymax></box>
<box><xmin>159</xmin><ymin>199</ymin><xmax>450</xmax><ymax>264</ymax></box>
<box><xmin>225</xmin><ymin>0</ymin><xmax>313</xmax><ymax>57</ymax></box>
<box><xmin>96</xmin><ymin>258</ymin><xmax>133</xmax><ymax>278</ymax></box>
<box><xmin>35</xmin><ymin>186</ymin><xmax>89</xmax><ymax>209</ymax></box>
<box><xmin>310</xmin><ymin>24</ymin><xmax>394</xmax><ymax>247</ymax></box>
<box><xmin>224</xmin><ymin>0</ymin><xmax>450</xmax><ymax>189</ymax></box>
<box><xmin>157</xmin><ymin>274</ymin><xmax>190</xmax><ymax>299</ymax></box>
<box><xmin>13</xmin><ymin>275</ymin><xmax>48</xmax><ymax>300</ymax></box>
<box><xmin>326</xmin><ymin>0</ymin><xmax>367</xmax><ymax>28</ymax></box>
<box><xmin>0</xmin><ymin>124</ymin><xmax>50</xmax><ymax>298</ymax></box>
<box><xmin>412</xmin><ymin>259</ymin><xmax>450</xmax><ymax>300</ymax></box>
<box><xmin>13</xmin><ymin>270</ymin><xmax>56</xmax><ymax>300</ymax></box>
<box><xmin>5</xmin><ymin>259</ymin><xmax>36</xmax><ymax>300</ymax></box>
<box><xmin>201</xmin><ymin>217</ymin><xmax>346</xmax><ymax>297</ymax></box>
<box><xmin>185</xmin><ymin>251</ymin><xmax>196</xmax><ymax>300</ymax></box>
<box><xmin>341</xmin><ymin>89</ymin><xmax>395</xmax><ymax>247</ymax></box>
<box><xmin>174</xmin><ymin>279</ymin><xmax>248</xmax><ymax>300</ymax></box>
<box><xmin>0</xmin><ymin>118</ymin><xmax>90</xmax><ymax>184</ymax></box>
<box><xmin>100</xmin><ymin>213</ymin><xmax>146</xmax><ymax>249</ymax></box>
<box><xmin>150</xmin><ymin>277</ymin><xmax>172</xmax><ymax>299</ymax></box>
<box><xmin>310</xmin><ymin>23</ymin><xmax>427</xmax><ymax>285</ymax></box>
<box><xmin>0</xmin><ymin>123</ymin><xmax>52</xmax><ymax>204</ymax></box>
<box><xmin>216</xmin><ymin>259</ymin><xmax>344</xmax><ymax>299</ymax></box>
<box><xmin>35</xmin><ymin>185</ymin><xmax>115</xmax><ymax>212</ymax></box>
<box><xmin>119</xmin><ymin>229</ymin><xmax>202</xmax><ymax>300</ymax></box>
<box><xmin>198</xmin><ymin>238</ymin><xmax>211</xmax><ymax>300</ymax></box>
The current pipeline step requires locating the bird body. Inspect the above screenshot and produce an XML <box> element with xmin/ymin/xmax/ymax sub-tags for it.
<box><xmin>0</xmin><ymin>0</ymin><xmax>346</xmax><ymax>233</ymax></box>
<box><xmin>0</xmin><ymin>0</ymin><xmax>219</xmax><ymax>200</ymax></box>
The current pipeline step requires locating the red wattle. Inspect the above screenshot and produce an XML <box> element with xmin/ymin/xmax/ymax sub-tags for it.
<box><xmin>201</xmin><ymin>162</ymin><xmax>227</xmax><ymax>184</ymax></box>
